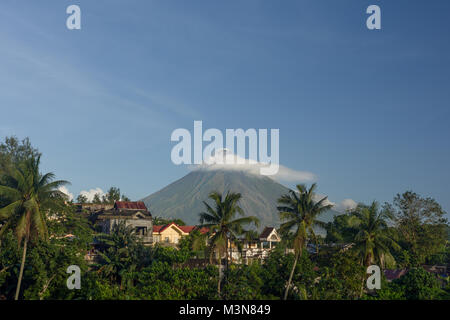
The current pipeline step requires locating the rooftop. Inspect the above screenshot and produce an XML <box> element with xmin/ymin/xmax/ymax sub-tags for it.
<box><xmin>114</xmin><ymin>201</ymin><xmax>148</xmax><ymax>210</ymax></box>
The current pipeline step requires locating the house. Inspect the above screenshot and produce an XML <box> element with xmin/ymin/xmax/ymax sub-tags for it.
<box><xmin>258</xmin><ymin>227</ymin><xmax>281</xmax><ymax>249</ymax></box>
<box><xmin>74</xmin><ymin>201</ymin><xmax>153</xmax><ymax>263</ymax></box>
<box><xmin>422</xmin><ymin>265</ymin><xmax>447</xmax><ymax>276</ymax></box>
<box><xmin>96</xmin><ymin>201</ymin><xmax>153</xmax><ymax>245</ymax></box>
<box><xmin>384</xmin><ymin>269</ymin><xmax>408</xmax><ymax>282</ymax></box>
<box><xmin>152</xmin><ymin>223</ymin><xmax>189</xmax><ymax>245</ymax></box>
<box><xmin>229</xmin><ymin>227</ymin><xmax>282</xmax><ymax>264</ymax></box>
<box><xmin>384</xmin><ymin>265</ymin><xmax>448</xmax><ymax>283</ymax></box>
<box><xmin>152</xmin><ymin>223</ymin><xmax>208</xmax><ymax>246</ymax></box>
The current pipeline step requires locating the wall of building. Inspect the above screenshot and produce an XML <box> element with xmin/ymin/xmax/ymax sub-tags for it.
<box><xmin>153</xmin><ymin>225</ymin><xmax>187</xmax><ymax>244</ymax></box>
<box><xmin>101</xmin><ymin>217</ymin><xmax>153</xmax><ymax>245</ymax></box>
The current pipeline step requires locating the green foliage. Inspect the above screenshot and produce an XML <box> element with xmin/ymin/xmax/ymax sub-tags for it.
<box><xmin>314</xmin><ymin>250</ymin><xmax>365</xmax><ymax>300</ymax></box>
<box><xmin>22</xmin><ymin>238</ymin><xmax>88</xmax><ymax>300</ymax></box>
<box><xmin>94</xmin><ymin>222</ymin><xmax>151</xmax><ymax>289</ymax></box>
<box><xmin>395</xmin><ymin>268</ymin><xmax>445</xmax><ymax>300</ymax></box>
<box><xmin>92</xmin><ymin>193</ymin><xmax>102</xmax><ymax>204</ymax></box>
<box><xmin>222</xmin><ymin>264</ymin><xmax>265</xmax><ymax>300</ymax></box>
<box><xmin>385</xmin><ymin>191</ymin><xmax>448</xmax><ymax>266</ymax></box>
<box><xmin>153</xmin><ymin>216</ymin><xmax>186</xmax><ymax>226</ymax></box>
<box><xmin>0</xmin><ymin>155</ymin><xmax>69</xmax><ymax>242</ymax></box>
<box><xmin>199</xmin><ymin>191</ymin><xmax>260</xmax><ymax>258</ymax></box>
<box><xmin>325</xmin><ymin>213</ymin><xmax>360</xmax><ymax>244</ymax></box>
<box><xmin>365</xmin><ymin>280</ymin><xmax>406</xmax><ymax>300</ymax></box>
<box><xmin>257</xmin><ymin>244</ymin><xmax>317</xmax><ymax>300</ymax></box>
<box><xmin>133</xmin><ymin>262</ymin><xmax>217</xmax><ymax>300</ymax></box>
<box><xmin>76</xmin><ymin>273</ymin><xmax>119</xmax><ymax>300</ymax></box>
<box><xmin>0</xmin><ymin>150</ymin><xmax>70</xmax><ymax>299</ymax></box>
<box><xmin>102</xmin><ymin>187</ymin><xmax>121</xmax><ymax>204</ymax></box>
<box><xmin>79</xmin><ymin>187</ymin><xmax>130</xmax><ymax>204</ymax></box>
<box><xmin>152</xmin><ymin>244</ymin><xmax>191</xmax><ymax>266</ymax></box>
<box><xmin>258</xmin><ymin>245</ymin><xmax>291</xmax><ymax>299</ymax></box>
<box><xmin>350</xmin><ymin>202</ymin><xmax>400</xmax><ymax>268</ymax></box>
<box><xmin>277</xmin><ymin>184</ymin><xmax>332</xmax><ymax>254</ymax></box>
<box><xmin>0</xmin><ymin>206</ymin><xmax>93</xmax><ymax>300</ymax></box>
<box><xmin>277</xmin><ymin>183</ymin><xmax>332</xmax><ymax>299</ymax></box>
<box><xmin>76</xmin><ymin>194</ymin><xmax>88</xmax><ymax>204</ymax></box>
<box><xmin>0</xmin><ymin>136</ymin><xmax>40</xmax><ymax>177</ymax></box>
<box><xmin>0</xmin><ymin>231</ymin><xmax>20</xmax><ymax>299</ymax></box>
<box><xmin>324</xmin><ymin>202</ymin><xmax>400</xmax><ymax>268</ymax></box>
<box><xmin>199</xmin><ymin>191</ymin><xmax>259</xmax><ymax>296</ymax></box>
<box><xmin>371</xmin><ymin>268</ymin><xmax>446</xmax><ymax>300</ymax></box>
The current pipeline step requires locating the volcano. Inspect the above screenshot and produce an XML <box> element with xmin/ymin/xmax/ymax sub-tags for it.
<box><xmin>141</xmin><ymin>169</ymin><xmax>340</xmax><ymax>231</ymax></box>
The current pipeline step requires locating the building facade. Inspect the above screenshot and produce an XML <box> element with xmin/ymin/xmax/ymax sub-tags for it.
<box><xmin>79</xmin><ymin>201</ymin><xmax>153</xmax><ymax>245</ymax></box>
<box><xmin>152</xmin><ymin>223</ymin><xmax>209</xmax><ymax>246</ymax></box>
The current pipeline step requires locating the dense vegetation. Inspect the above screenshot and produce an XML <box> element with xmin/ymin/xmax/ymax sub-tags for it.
<box><xmin>0</xmin><ymin>137</ymin><xmax>449</xmax><ymax>300</ymax></box>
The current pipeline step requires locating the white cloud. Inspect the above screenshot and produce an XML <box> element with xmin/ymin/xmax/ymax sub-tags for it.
<box><xmin>336</xmin><ymin>199</ymin><xmax>358</xmax><ymax>212</ymax></box>
<box><xmin>79</xmin><ymin>188</ymin><xmax>105</xmax><ymax>202</ymax></box>
<box><xmin>58</xmin><ymin>186</ymin><xmax>73</xmax><ymax>201</ymax></box>
<box><xmin>312</xmin><ymin>194</ymin><xmax>335</xmax><ymax>207</ymax></box>
<box><xmin>190</xmin><ymin>149</ymin><xmax>357</xmax><ymax>210</ymax></box>
<box><xmin>193</xmin><ymin>149</ymin><xmax>316</xmax><ymax>182</ymax></box>
<box><xmin>312</xmin><ymin>195</ymin><xmax>357</xmax><ymax>213</ymax></box>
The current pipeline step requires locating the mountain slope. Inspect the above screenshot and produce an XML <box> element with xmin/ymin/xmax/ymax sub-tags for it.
<box><xmin>141</xmin><ymin>170</ymin><xmax>340</xmax><ymax>231</ymax></box>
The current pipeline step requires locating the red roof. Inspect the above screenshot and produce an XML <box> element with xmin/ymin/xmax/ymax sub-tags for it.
<box><xmin>179</xmin><ymin>226</ymin><xmax>196</xmax><ymax>233</ymax></box>
<box><xmin>115</xmin><ymin>201</ymin><xmax>148</xmax><ymax>210</ymax></box>
<box><xmin>153</xmin><ymin>223</ymin><xmax>209</xmax><ymax>234</ymax></box>
<box><xmin>179</xmin><ymin>226</ymin><xmax>210</xmax><ymax>234</ymax></box>
<box><xmin>153</xmin><ymin>225</ymin><xmax>166</xmax><ymax>233</ymax></box>
<box><xmin>153</xmin><ymin>222</ymin><xmax>179</xmax><ymax>233</ymax></box>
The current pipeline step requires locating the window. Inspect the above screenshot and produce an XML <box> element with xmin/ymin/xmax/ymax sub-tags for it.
<box><xmin>135</xmin><ymin>226</ymin><xmax>147</xmax><ymax>235</ymax></box>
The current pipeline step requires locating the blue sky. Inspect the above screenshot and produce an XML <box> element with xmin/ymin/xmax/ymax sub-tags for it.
<box><xmin>0</xmin><ymin>1</ymin><xmax>449</xmax><ymax>215</ymax></box>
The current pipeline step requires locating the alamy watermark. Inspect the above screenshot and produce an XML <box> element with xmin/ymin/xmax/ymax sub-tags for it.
<box><xmin>65</xmin><ymin>5</ymin><xmax>380</xmax><ymax>31</ymax></box>
<box><xmin>366</xmin><ymin>265</ymin><xmax>381</xmax><ymax>290</ymax></box>
<box><xmin>66</xmin><ymin>265</ymin><xmax>81</xmax><ymax>290</ymax></box>
<box><xmin>366</xmin><ymin>5</ymin><xmax>381</xmax><ymax>30</ymax></box>
<box><xmin>170</xmin><ymin>121</ymin><xmax>280</xmax><ymax>176</ymax></box>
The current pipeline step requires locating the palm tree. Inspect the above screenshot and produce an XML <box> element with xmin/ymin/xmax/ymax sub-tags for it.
<box><xmin>199</xmin><ymin>191</ymin><xmax>259</xmax><ymax>297</ymax></box>
<box><xmin>277</xmin><ymin>183</ymin><xmax>332</xmax><ymax>300</ymax></box>
<box><xmin>0</xmin><ymin>155</ymin><xmax>69</xmax><ymax>300</ymax></box>
<box><xmin>95</xmin><ymin>221</ymin><xmax>146</xmax><ymax>290</ymax></box>
<box><xmin>350</xmin><ymin>201</ymin><xmax>400</xmax><ymax>268</ymax></box>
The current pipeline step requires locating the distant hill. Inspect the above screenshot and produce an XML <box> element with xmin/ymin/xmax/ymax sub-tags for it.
<box><xmin>141</xmin><ymin>169</ymin><xmax>341</xmax><ymax>233</ymax></box>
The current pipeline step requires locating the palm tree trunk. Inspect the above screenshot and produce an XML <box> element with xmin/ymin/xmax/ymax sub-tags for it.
<box><xmin>360</xmin><ymin>254</ymin><xmax>372</xmax><ymax>298</ymax></box>
<box><xmin>224</xmin><ymin>241</ymin><xmax>230</xmax><ymax>297</ymax></box>
<box><xmin>217</xmin><ymin>248</ymin><xmax>221</xmax><ymax>298</ymax></box>
<box><xmin>283</xmin><ymin>250</ymin><xmax>299</xmax><ymax>300</ymax></box>
<box><xmin>218</xmin><ymin>264</ymin><xmax>222</xmax><ymax>298</ymax></box>
<box><xmin>225</xmin><ymin>241</ymin><xmax>229</xmax><ymax>271</ymax></box>
<box><xmin>223</xmin><ymin>236</ymin><xmax>229</xmax><ymax>270</ymax></box>
<box><xmin>365</xmin><ymin>252</ymin><xmax>373</xmax><ymax>267</ymax></box>
<box><xmin>360</xmin><ymin>276</ymin><xmax>365</xmax><ymax>298</ymax></box>
<box><xmin>15</xmin><ymin>238</ymin><xmax>28</xmax><ymax>300</ymax></box>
